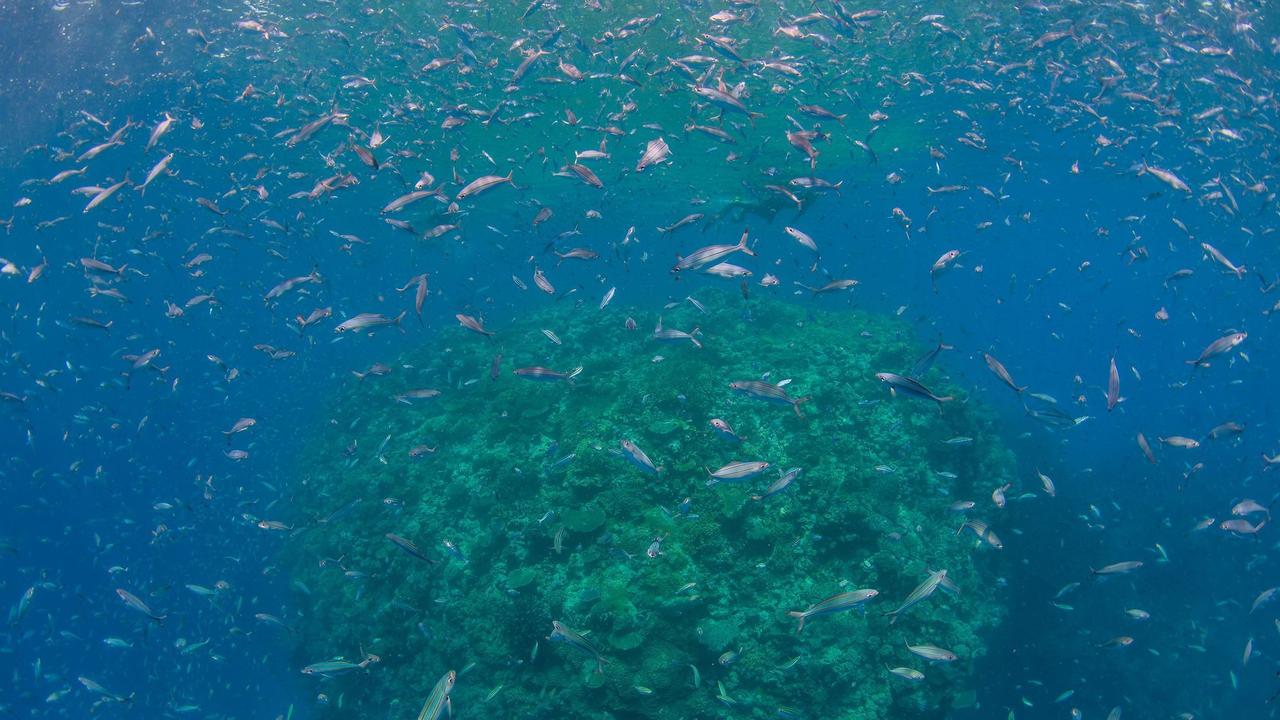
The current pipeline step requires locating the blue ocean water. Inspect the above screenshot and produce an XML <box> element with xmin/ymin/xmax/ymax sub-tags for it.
<box><xmin>2</xmin><ymin>1</ymin><xmax>1278</xmax><ymax>719</ymax></box>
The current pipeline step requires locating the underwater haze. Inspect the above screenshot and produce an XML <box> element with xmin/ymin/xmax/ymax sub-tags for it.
<box><xmin>1</xmin><ymin>1</ymin><xmax>1279</xmax><ymax>719</ymax></box>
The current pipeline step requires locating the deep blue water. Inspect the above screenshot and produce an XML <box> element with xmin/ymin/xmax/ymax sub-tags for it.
<box><xmin>3</xmin><ymin>1</ymin><xmax>1279</xmax><ymax>719</ymax></box>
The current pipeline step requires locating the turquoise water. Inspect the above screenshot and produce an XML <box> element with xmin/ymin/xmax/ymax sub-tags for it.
<box><xmin>2</xmin><ymin>1</ymin><xmax>1278</xmax><ymax>719</ymax></box>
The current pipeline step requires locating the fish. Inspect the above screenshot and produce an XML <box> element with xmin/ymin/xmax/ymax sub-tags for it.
<box><xmin>115</xmin><ymin>588</ymin><xmax>165</xmax><ymax>623</ymax></box>
<box><xmin>784</xmin><ymin>226</ymin><xmax>819</xmax><ymax>253</ymax></box>
<box><xmin>1186</xmin><ymin>332</ymin><xmax>1246</xmax><ymax>367</ymax></box>
<box><xmin>673</xmin><ymin>228</ymin><xmax>754</xmax><ymax>272</ymax></box>
<box><xmin>706</xmin><ymin>460</ymin><xmax>770</xmax><ymax>485</ymax></box>
<box><xmin>887</xmin><ymin>666</ymin><xmax>925</xmax><ymax>681</ymax></box>
<box><xmin>983</xmin><ymin>352</ymin><xmax>1026</xmax><ymax>393</ymax></box>
<box><xmin>456</xmin><ymin>171</ymin><xmax>514</xmax><ymax>200</ymax></box>
<box><xmin>875</xmin><ymin>373</ymin><xmax>954</xmax><ymax>408</ymax></box>
<box><xmin>794</xmin><ymin>279</ymin><xmax>859</xmax><ymax>294</ymax></box>
<box><xmin>382</xmin><ymin>190</ymin><xmax>436</xmax><ymax>214</ymax></box>
<box><xmin>958</xmin><ymin>519</ymin><xmax>1004</xmax><ymax>549</ymax></box>
<box><xmin>1200</xmin><ymin>242</ymin><xmax>1246</xmax><ymax>279</ymax></box>
<box><xmin>335</xmin><ymin>312</ymin><xmax>406</xmax><ymax>334</ymax></box>
<box><xmin>222</xmin><ymin>417</ymin><xmax>256</xmax><ymax>439</ymax></box>
<box><xmin>752</xmin><ymin>467</ymin><xmax>801</xmax><ymax>501</ymax></box>
<box><xmin>1037</xmin><ymin>469</ymin><xmax>1057</xmax><ymax>497</ymax></box>
<box><xmin>692</xmin><ymin>85</ymin><xmax>763</xmax><ymax>122</ymax></box>
<box><xmin>884</xmin><ymin>570</ymin><xmax>957</xmax><ymax>624</ymax></box>
<box><xmin>456</xmin><ymin>314</ymin><xmax>495</xmax><ymax>338</ymax></box>
<box><xmin>78</xmin><ymin>677</ymin><xmax>132</xmax><ymax>704</ymax></box>
<box><xmin>730</xmin><ymin>380</ymin><xmax>810</xmax><ymax>417</ymax></box>
<box><xmin>930</xmin><ymin>250</ymin><xmax>962</xmax><ymax>290</ymax></box>
<box><xmin>415</xmin><ymin>670</ymin><xmax>457</xmax><ymax>720</ymax></box>
<box><xmin>135</xmin><ymin>152</ymin><xmax>173</xmax><ymax>195</ymax></box>
<box><xmin>393</xmin><ymin>389</ymin><xmax>442</xmax><ymax>404</ymax></box>
<box><xmin>83</xmin><ymin>177</ymin><xmax>130</xmax><ymax>213</ymax></box>
<box><xmin>1139</xmin><ymin>163</ymin><xmax>1189</xmax><ymax>192</ymax></box>
<box><xmin>652</xmin><ymin>317</ymin><xmax>702</xmax><ymax>349</ymax></box>
<box><xmin>1090</xmin><ymin>561</ymin><xmax>1143</xmax><ymax>576</ymax></box>
<box><xmin>548</xmin><ymin>620</ymin><xmax>607</xmax><ymax>672</ymax></box>
<box><xmin>264</xmin><ymin>271</ymin><xmax>323</xmax><ymax>301</ymax></box>
<box><xmin>386</xmin><ymin>533</ymin><xmax>437</xmax><ymax>564</ymax></box>
<box><xmin>787</xmin><ymin>589</ymin><xmax>879</xmax><ymax>632</ymax></box>
<box><xmin>620</xmin><ymin>439</ymin><xmax>659</xmax><ymax>475</ymax></box>
<box><xmin>513</xmin><ymin>366</ymin><xmax>582</xmax><ymax>382</ymax></box>
<box><xmin>905</xmin><ymin>641</ymin><xmax>958</xmax><ymax>662</ymax></box>
<box><xmin>300</xmin><ymin>653</ymin><xmax>380</xmax><ymax>677</ymax></box>
<box><xmin>1107</xmin><ymin>357</ymin><xmax>1121</xmax><ymax>412</ymax></box>
<box><xmin>635</xmin><ymin>137</ymin><xmax>670</xmax><ymax>171</ymax></box>
<box><xmin>710</xmin><ymin>418</ymin><xmax>743</xmax><ymax>442</ymax></box>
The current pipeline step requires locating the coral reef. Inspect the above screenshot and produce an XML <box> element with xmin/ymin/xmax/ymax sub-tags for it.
<box><xmin>285</xmin><ymin>291</ymin><xmax>1011</xmax><ymax>718</ymax></box>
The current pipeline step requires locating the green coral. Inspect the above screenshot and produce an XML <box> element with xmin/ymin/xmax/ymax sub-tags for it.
<box><xmin>284</xmin><ymin>290</ymin><xmax>1011</xmax><ymax>719</ymax></box>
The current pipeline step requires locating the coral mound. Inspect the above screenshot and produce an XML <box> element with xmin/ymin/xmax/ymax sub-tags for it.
<box><xmin>287</xmin><ymin>291</ymin><xmax>1010</xmax><ymax>719</ymax></box>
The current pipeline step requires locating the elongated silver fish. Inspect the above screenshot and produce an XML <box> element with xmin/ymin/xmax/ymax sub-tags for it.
<box><xmin>620</xmin><ymin>439</ymin><xmax>659</xmax><ymax>475</ymax></box>
<box><xmin>548</xmin><ymin>620</ymin><xmax>607</xmax><ymax>672</ymax></box>
<box><xmin>883</xmin><ymin>569</ymin><xmax>956</xmax><ymax>624</ymax></box>
<box><xmin>673</xmin><ymin>228</ymin><xmax>754</xmax><ymax>272</ymax></box>
<box><xmin>116</xmin><ymin>588</ymin><xmax>165</xmax><ymax>623</ymax></box>
<box><xmin>415</xmin><ymin>670</ymin><xmax>457</xmax><ymax>720</ymax></box>
<box><xmin>729</xmin><ymin>380</ymin><xmax>809</xmax><ymax>417</ymax></box>
<box><xmin>875</xmin><ymin>373</ymin><xmax>953</xmax><ymax>408</ymax></box>
<box><xmin>787</xmin><ymin>589</ymin><xmax>878</xmax><ymax>632</ymax></box>
<box><xmin>905</xmin><ymin>641</ymin><xmax>957</xmax><ymax>662</ymax></box>
<box><xmin>706</xmin><ymin>460</ymin><xmax>770</xmax><ymax>486</ymax></box>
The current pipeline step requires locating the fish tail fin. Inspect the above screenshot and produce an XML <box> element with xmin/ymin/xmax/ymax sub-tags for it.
<box><xmin>566</xmin><ymin>366</ymin><xmax>583</xmax><ymax>381</ymax></box>
<box><xmin>793</xmin><ymin>396</ymin><xmax>810</xmax><ymax>418</ymax></box>
<box><xmin>394</xmin><ymin>311</ymin><xmax>406</xmax><ymax>326</ymax></box>
<box><xmin>787</xmin><ymin>611</ymin><xmax>805</xmax><ymax>633</ymax></box>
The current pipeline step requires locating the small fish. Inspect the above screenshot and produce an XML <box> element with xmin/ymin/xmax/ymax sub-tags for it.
<box><xmin>706</xmin><ymin>460</ymin><xmax>770</xmax><ymax>485</ymax></box>
<box><xmin>620</xmin><ymin>439</ymin><xmax>659</xmax><ymax>475</ymax></box>
<box><xmin>730</xmin><ymin>380</ymin><xmax>809</xmax><ymax>417</ymax></box>
<box><xmin>115</xmin><ymin>588</ymin><xmax>165</xmax><ymax>623</ymax></box>
<box><xmin>1185</xmin><ymin>332</ymin><xmax>1246</xmax><ymax>367</ymax></box>
<box><xmin>787</xmin><ymin>589</ymin><xmax>879</xmax><ymax>632</ymax></box>
<box><xmin>875</xmin><ymin>373</ymin><xmax>954</xmax><ymax>408</ymax></box>
<box><xmin>887</xmin><ymin>666</ymin><xmax>925</xmax><ymax>681</ymax></box>
<box><xmin>905</xmin><ymin>641</ymin><xmax>958</xmax><ymax>662</ymax></box>
<box><xmin>1091</xmin><ymin>561</ymin><xmax>1142</xmax><ymax>576</ymax></box>
<box><xmin>548</xmin><ymin>620</ymin><xmax>607</xmax><ymax>672</ymax></box>
<box><xmin>386</xmin><ymin>533</ymin><xmax>436</xmax><ymax>564</ymax></box>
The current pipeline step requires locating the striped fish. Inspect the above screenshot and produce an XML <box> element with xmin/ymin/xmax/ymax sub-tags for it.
<box><xmin>883</xmin><ymin>569</ymin><xmax>958</xmax><ymax>624</ymax></box>
<box><xmin>905</xmin><ymin>640</ymin><xmax>958</xmax><ymax>662</ymax></box>
<box><xmin>787</xmin><ymin>588</ymin><xmax>879</xmax><ymax>632</ymax></box>
<box><xmin>752</xmin><ymin>467</ymin><xmax>801</xmax><ymax>501</ymax></box>
<box><xmin>620</xmin><ymin>439</ymin><xmax>659</xmax><ymax>475</ymax></box>
<box><xmin>513</xmin><ymin>366</ymin><xmax>582</xmax><ymax>382</ymax></box>
<box><xmin>875</xmin><ymin>372</ymin><xmax>954</xmax><ymax>408</ymax></box>
<box><xmin>729</xmin><ymin>380</ymin><xmax>809</xmax><ymax>417</ymax></box>
<box><xmin>957</xmin><ymin>519</ymin><xmax>1003</xmax><ymax>549</ymax></box>
<box><xmin>672</xmin><ymin>228</ymin><xmax>754</xmax><ymax>272</ymax></box>
<box><xmin>549</xmin><ymin>620</ymin><xmax>607</xmax><ymax>673</ymax></box>
<box><xmin>706</xmin><ymin>460</ymin><xmax>770</xmax><ymax>486</ymax></box>
<box><xmin>415</xmin><ymin>670</ymin><xmax>456</xmax><ymax>720</ymax></box>
<box><xmin>386</xmin><ymin>533</ymin><xmax>437</xmax><ymax>564</ymax></box>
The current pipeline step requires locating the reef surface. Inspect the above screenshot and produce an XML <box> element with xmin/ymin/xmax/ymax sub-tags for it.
<box><xmin>286</xmin><ymin>291</ymin><xmax>1011</xmax><ymax>719</ymax></box>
